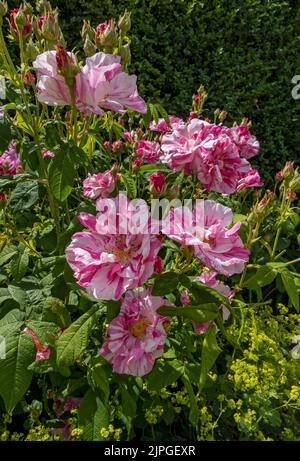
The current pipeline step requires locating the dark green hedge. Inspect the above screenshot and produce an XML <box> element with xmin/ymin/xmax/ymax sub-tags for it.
<box><xmin>11</xmin><ymin>0</ymin><xmax>300</xmax><ymax>179</ymax></box>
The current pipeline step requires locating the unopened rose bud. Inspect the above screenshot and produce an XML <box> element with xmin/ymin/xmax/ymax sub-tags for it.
<box><xmin>149</xmin><ymin>172</ymin><xmax>166</xmax><ymax>197</ymax></box>
<box><xmin>188</xmin><ymin>111</ymin><xmax>198</xmax><ymax>120</ymax></box>
<box><xmin>219</xmin><ymin>110</ymin><xmax>227</xmax><ymax>123</ymax></box>
<box><xmin>119</xmin><ymin>118</ymin><xmax>125</xmax><ymax>125</ymax></box>
<box><xmin>56</xmin><ymin>44</ymin><xmax>79</xmax><ymax>90</ymax></box>
<box><xmin>118</xmin><ymin>10</ymin><xmax>131</xmax><ymax>34</ymax></box>
<box><xmin>112</xmin><ymin>140</ymin><xmax>123</xmax><ymax>153</ymax></box>
<box><xmin>168</xmin><ymin>184</ymin><xmax>180</xmax><ymax>200</ymax></box>
<box><xmin>83</xmin><ymin>36</ymin><xmax>97</xmax><ymax>57</ymax></box>
<box><xmin>0</xmin><ymin>1</ymin><xmax>7</xmax><ymax>17</ymax></box>
<box><xmin>22</xmin><ymin>1</ymin><xmax>33</xmax><ymax>15</ymax></box>
<box><xmin>24</xmin><ymin>70</ymin><xmax>35</xmax><ymax>86</ymax></box>
<box><xmin>38</xmin><ymin>10</ymin><xmax>61</xmax><ymax>42</ymax></box>
<box><xmin>286</xmin><ymin>191</ymin><xmax>297</xmax><ymax>200</ymax></box>
<box><xmin>0</xmin><ymin>192</ymin><xmax>6</xmax><ymax>201</ymax></box>
<box><xmin>95</xmin><ymin>19</ymin><xmax>117</xmax><ymax>49</ymax></box>
<box><xmin>180</xmin><ymin>290</ymin><xmax>190</xmax><ymax>306</ymax></box>
<box><xmin>36</xmin><ymin>0</ymin><xmax>52</xmax><ymax>14</ymax></box>
<box><xmin>26</xmin><ymin>40</ymin><xmax>39</xmax><ymax>61</ymax></box>
<box><xmin>153</xmin><ymin>256</ymin><xmax>164</xmax><ymax>275</ymax></box>
<box><xmin>81</xmin><ymin>20</ymin><xmax>95</xmax><ymax>41</ymax></box>
<box><xmin>214</xmin><ymin>108</ymin><xmax>221</xmax><ymax>118</ymax></box>
<box><xmin>119</xmin><ymin>43</ymin><xmax>131</xmax><ymax>68</ymax></box>
<box><xmin>132</xmin><ymin>158</ymin><xmax>141</xmax><ymax>171</ymax></box>
<box><xmin>103</xmin><ymin>141</ymin><xmax>111</xmax><ymax>150</ymax></box>
<box><xmin>282</xmin><ymin>161</ymin><xmax>294</xmax><ymax>181</ymax></box>
<box><xmin>276</xmin><ymin>171</ymin><xmax>283</xmax><ymax>181</ymax></box>
<box><xmin>10</xmin><ymin>8</ymin><xmax>32</xmax><ymax>39</ymax></box>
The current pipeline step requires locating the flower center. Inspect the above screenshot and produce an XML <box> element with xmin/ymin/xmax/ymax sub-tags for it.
<box><xmin>128</xmin><ymin>316</ymin><xmax>150</xmax><ymax>339</ymax></box>
<box><xmin>202</xmin><ymin>236</ymin><xmax>216</xmax><ymax>247</ymax></box>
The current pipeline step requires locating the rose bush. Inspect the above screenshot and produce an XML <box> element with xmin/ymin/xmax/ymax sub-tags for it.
<box><xmin>0</xmin><ymin>2</ymin><xmax>299</xmax><ymax>441</ymax></box>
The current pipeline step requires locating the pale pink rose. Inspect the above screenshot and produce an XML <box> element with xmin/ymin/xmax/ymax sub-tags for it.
<box><xmin>237</xmin><ymin>169</ymin><xmax>263</xmax><ymax>191</ymax></box>
<box><xmin>228</xmin><ymin>125</ymin><xmax>260</xmax><ymax>159</ymax></box>
<box><xmin>161</xmin><ymin>200</ymin><xmax>249</xmax><ymax>276</ymax></box>
<box><xmin>65</xmin><ymin>194</ymin><xmax>161</xmax><ymax>300</ymax></box>
<box><xmin>100</xmin><ymin>288</ymin><xmax>170</xmax><ymax>376</ymax></box>
<box><xmin>137</xmin><ymin>140</ymin><xmax>161</xmax><ymax>164</ymax></box>
<box><xmin>24</xmin><ymin>327</ymin><xmax>50</xmax><ymax>361</ymax></box>
<box><xmin>82</xmin><ymin>170</ymin><xmax>117</xmax><ymax>199</ymax></box>
<box><xmin>0</xmin><ymin>141</ymin><xmax>22</xmax><ymax>175</ymax></box>
<box><xmin>33</xmin><ymin>51</ymin><xmax>74</xmax><ymax>106</ymax></box>
<box><xmin>76</xmin><ymin>52</ymin><xmax>146</xmax><ymax>115</ymax></box>
<box><xmin>150</xmin><ymin>115</ymin><xmax>183</xmax><ymax>133</ymax></box>
<box><xmin>149</xmin><ymin>172</ymin><xmax>166</xmax><ymax>196</ymax></box>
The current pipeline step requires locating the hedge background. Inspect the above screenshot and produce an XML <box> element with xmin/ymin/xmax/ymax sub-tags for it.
<box><xmin>10</xmin><ymin>0</ymin><xmax>300</xmax><ymax>180</ymax></box>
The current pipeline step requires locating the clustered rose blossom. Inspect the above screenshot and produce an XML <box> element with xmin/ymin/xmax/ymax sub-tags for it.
<box><xmin>66</xmin><ymin>194</ymin><xmax>161</xmax><ymax>300</ymax></box>
<box><xmin>33</xmin><ymin>50</ymin><xmax>146</xmax><ymax>116</ymax></box>
<box><xmin>137</xmin><ymin>140</ymin><xmax>161</xmax><ymax>164</ymax></box>
<box><xmin>150</xmin><ymin>115</ymin><xmax>183</xmax><ymax>134</ymax></box>
<box><xmin>24</xmin><ymin>327</ymin><xmax>50</xmax><ymax>361</ymax></box>
<box><xmin>100</xmin><ymin>288</ymin><xmax>171</xmax><ymax>376</ymax></box>
<box><xmin>0</xmin><ymin>141</ymin><xmax>22</xmax><ymax>175</ymax></box>
<box><xmin>82</xmin><ymin>169</ymin><xmax>119</xmax><ymax>199</ymax></box>
<box><xmin>161</xmin><ymin>200</ymin><xmax>250</xmax><ymax>276</ymax></box>
<box><xmin>160</xmin><ymin>119</ymin><xmax>262</xmax><ymax>195</ymax></box>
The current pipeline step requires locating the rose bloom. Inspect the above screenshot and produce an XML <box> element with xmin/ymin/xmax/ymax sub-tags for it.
<box><xmin>137</xmin><ymin>140</ymin><xmax>161</xmax><ymax>164</ymax></box>
<box><xmin>0</xmin><ymin>141</ymin><xmax>22</xmax><ymax>175</ymax></box>
<box><xmin>161</xmin><ymin>119</ymin><xmax>259</xmax><ymax>195</ymax></box>
<box><xmin>83</xmin><ymin>170</ymin><xmax>118</xmax><ymax>199</ymax></box>
<box><xmin>65</xmin><ymin>194</ymin><xmax>161</xmax><ymax>300</ymax></box>
<box><xmin>150</xmin><ymin>115</ymin><xmax>183</xmax><ymax>134</ymax></box>
<box><xmin>33</xmin><ymin>50</ymin><xmax>75</xmax><ymax>106</ymax></box>
<box><xmin>228</xmin><ymin>124</ymin><xmax>260</xmax><ymax>159</ymax></box>
<box><xmin>100</xmin><ymin>288</ymin><xmax>171</xmax><ymax>376</ymax></box>
<box><xmin>161</xmin><ymin>200</ymin><xmax>249</xmax><ymax>276</ymax></box>
<box><xmin>76</xmin><ymin>52</ymin><xmax>147</xmax><ymax>115</ymax></box>
<box><xmin>237</xmin><ymin>169</ymin><xmax>263</xmax><ymax>191</ymax></box>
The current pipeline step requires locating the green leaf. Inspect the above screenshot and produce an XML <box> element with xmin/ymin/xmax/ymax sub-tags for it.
<box><xmin>56</xmin><ymin>304</ymin><xmax>103</xmax><ymax>367</ymax></box>
<box><xmin>152</xmin><ymin>271</ymin><xmax>179</xmax><ymax>295</ymax></box>
<box><xmin>0</xmin><ymin>245</ymin><xmax>18</xmax><ymax>266</ymax></box>
<box><xmin>200</xmin><ymin>325</ymin><xmax>221</xmax><ymax>390</ymax></box>
<box><xmin>121</xmin><ymin>173</ymin><xmax>137</xmax><ymax>199</ymax></box>
<box><xmin>244</xmin><ymin>266</ymin><xmax>277</xmax><ymax>289</ymax></box>
<box><xmin>0</xmin><ymin>118</ymin><xmax>12</xmax><ymax>151</ymax></box>
<box><xmin>281</xmin><ymin>270</ymin><xmax>299</xmax><ymax>312</ymax></box>
<box><xmin>105</xmin><ymin>300</ymin><xmax>121</xmax><ymax>322</ymax></box>
<box><xmin>189</xmin><ymin>281</ymin><xmax>227</xmax><ymax>306</ymax></box>
<box><xmin>146</xmin><ymin>360</ymin><xmax>183</xmax><ymax>391</ymax></box>
<box><xmin>48</xmin><ymin>145</ymin><xmax>75</xmax><ymax>202</ymax></box>
<box><xmin>158</xmin><ymin>303</ymin><xmax>218</xmax><ymax>322</ymax></box>
<box><xmin>121</xmin><ymin>386</ymin><xmax>137</xmax><ymax>419</ymax></box>
<box><xmin>79</xmin><ymin>390</ymin><xmax>109</xmax><ymax>441</ymax></box>
<box><xmin>10</xmin><ymin>248</ymin><xmax>29</xmax><ymax>281</ymax></box>
<box><xmin>87</xmin><ymin>357</ymin><xmax>110</xmax><ymax>402</ymax></box>
<box><xmin>9</xmin><ymin>181</ymin><xmax>44</xmax><ymax>212</ymax></box>
<box><xmin>182</xmin><ymin>376</ymin><xmax>198</xmax><ymax>425</ymax></box>
<box><xmin>0</xmin><ymin>326</ymin><xmax>35</xmax><ymax>412</ymax></box>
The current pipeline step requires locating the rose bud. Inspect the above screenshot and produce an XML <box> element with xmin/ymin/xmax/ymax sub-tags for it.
<box><xmin>149</xmin><ymin>172</ymin><xmax>166</xmax><ymax>197</ymax></box>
